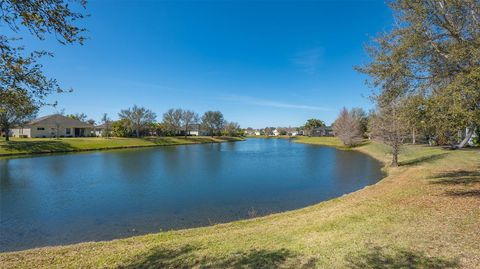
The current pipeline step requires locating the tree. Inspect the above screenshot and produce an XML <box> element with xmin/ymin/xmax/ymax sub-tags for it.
<box><xmin>350</xmin><ymin>108</ymin><xmax>368</xmax><ymax>138</ymax></box>
<box><xmin>101</xmin><ymin>113</ymin><xmax>112</xmax><ymax>138</ymax></box>
<box><xmin>223</xmin><ymin>122</ymin><xmax>241</xmax><ymax>136</ymax></box>
<box><xmin>0</xmin><ymin>89</ymin><xmax>38</xmax><ymax>141</ymax></box>
<box><xmin>357</xmin><ymin>0</ymin><xmax>480</xmax><ymax>148</ymax></box>
<box><xmin>181</xmin><ymin>110</ymin><xmax>199</xmax><ymax>138</ymax></box>
<box><xmin>111</xmin><ymin>119</ymin><xmax>131</xmax><ymax>137</ymax></box>
<box><xmin>118</xmin><ymin>105</ymin><xmax>156</xmax><ymax>137</ymax></box>
<box><xmin>162</xmin><ymin>108</ymin><xmax>183</xmax><ymax>135</ymax></box>
<box><xmin>201</xmin><ymin>111</ymin><xmax>224</xmax><ymax>136</ymax></box>
<box><xmin>332</xmin><ymin>108</ymin><xmax>362</xmax><ymax>147</ymax></box>
<box><xmin>263</xmin><ymin>127</ymin><xmax>272</xmax><ymax>136</ymax></box>
<box><xmin>369</xmin><ymin>98</ymin><xmax>410</xmax><ymax>167</ymax></box>
<box><xmin>1</xmin><ymin>0</ymin><xmax>87</xmax><ymax>102</ymax></box>
<box><xmin>67</xmin><ymin>113</ymin><xmax>88</xmax><ymax>122</ymax></box>
<box><xmin>303</xmin><ymin>118</ymin><xmax>325</xmax><ymax>136</ymax></box>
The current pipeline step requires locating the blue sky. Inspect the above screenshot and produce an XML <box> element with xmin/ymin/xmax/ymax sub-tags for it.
<box><xmin>19</xmin><ymin>0</ymin><xmax>392</xmax><ymax>128</ymax></box>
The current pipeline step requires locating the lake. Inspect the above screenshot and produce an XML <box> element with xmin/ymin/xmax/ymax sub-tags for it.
<box><xmin>0</xmin><ymin>138</ymin><xmax>384</xmax><ymax>252</ymax></box>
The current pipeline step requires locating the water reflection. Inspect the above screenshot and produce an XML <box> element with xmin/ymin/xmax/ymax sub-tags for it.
<box><xmin>0</xmin><ymin>139</ymin><xmax>383</xmax><ymax>252</ymax></box>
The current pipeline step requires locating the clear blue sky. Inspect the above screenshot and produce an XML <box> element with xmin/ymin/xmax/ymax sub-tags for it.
<box><xmin>25</xmin><ymin>0</ymin><xmax>392</xmax><ymax>128</ymax></box>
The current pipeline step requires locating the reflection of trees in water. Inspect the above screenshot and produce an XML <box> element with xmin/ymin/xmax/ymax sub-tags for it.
<box><xmin>198</xmin><ymin>144</ymin><xmax>223</xmax><ymax>178</ymax></box>
<box><xmin>112</xmin><ymin>149</ymin><xmax>156</xmax><ymax>182</ymax></box>
<box><xmin>333</xmin><ymin>150</ymin><xmax>382</xmax><ymax>190</ymax></box>
<box><xmin>0</xmin><ymin>159</ymin><xmax>13</xmax><ymax>189</ymax></box>
<box><xmin>303</xmin><ymin>145</ymin><xmax>335</xmax><ymax>177</ymax></box>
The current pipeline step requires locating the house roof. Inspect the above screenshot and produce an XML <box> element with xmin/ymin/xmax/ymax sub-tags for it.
<box><xmin>25</xmin><ymin>114</ymin><xmax>94</xmax><ymax>128</ymax></box>
<box><xmin>94</xmin><ymin>122</ymin><xmax>112</xmax><ymax>129</ymax></box>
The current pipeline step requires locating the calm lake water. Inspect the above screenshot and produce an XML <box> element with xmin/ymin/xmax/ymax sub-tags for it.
<box><xmin>0</xmin><ymin>138</ymin><xmax>384</xmax><ymax>252</ymax></box>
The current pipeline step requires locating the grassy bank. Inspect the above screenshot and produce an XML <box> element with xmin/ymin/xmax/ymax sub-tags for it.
<box><xmin>0</xmin><ymin>136</ymin><xmax>244</xmax><ymax>157</ymax></box>
<box><xmin>1</xmin><ymin>138</ymin><xmax>479</xmax><ymax>268</ymax></box>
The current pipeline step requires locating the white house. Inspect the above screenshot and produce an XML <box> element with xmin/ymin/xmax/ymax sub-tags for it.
<box><xmin>185</xmin><ymin>124</ymin><xmax>209</xmax><ymax>136</ymax></box>
<box><xmin>10</xmin><ymin>114</ymin><xmax>94</xmax><ymax>138</ymax></box>
<box><xmin>94</xmin><ymin>123</ymin><xmax>113</xmax><ymax>137</ymax></box>
<box><xmin>272</xmin><ymin>129</ymin><xmax>280</xmax><ymax>136</ymax></box>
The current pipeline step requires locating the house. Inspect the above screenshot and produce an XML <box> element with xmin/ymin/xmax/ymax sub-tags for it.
<box><xmin>10</xmin><ymin>114</ymin><xmax>94</xmax><ymax>138</ymax></box>
<box><xmin>94</xmin><ymin>123</ymin><xmax>112</xmax><ymax>137</ymax></box>
<box><xmin>285</xmin><ymin>128</ymin><xmax>299</xmax><ymax>136</ymax></box>
<box><xmin>255</xmin><ymin>130</ymin><xmax>261</xmax><ymax>136</ymax></box>
<box><xmin>183</xmin><ymin>124</ymin><xmax>209</xmax><ymax>136</ymax></box>
<box><xmin>310</xmin><ymin>126</ymin><xmax>334</xmax><ymax>137</ymax></box>
<box><xmin>272</xmin><ymin>129</ymin><xmax>280</xmax><ymax>136</ymax></box>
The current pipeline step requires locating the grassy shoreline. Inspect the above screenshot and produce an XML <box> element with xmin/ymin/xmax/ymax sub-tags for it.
<box><xmin>1</xmin><ymin>137</ymin><xmax>479</xmax><ymax>268</ymax></box>
<box><xmin>0</xmin><ymin>136</ymin><xmax>244</xmax><ymax>158</ymax></box>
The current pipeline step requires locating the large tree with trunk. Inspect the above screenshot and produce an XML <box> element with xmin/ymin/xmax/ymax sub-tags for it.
<box><xmin>357</xmin><ymin>0</ymin><xmax>480</xmax><ymax>148</ymax></box>
<box><xmin>201</xmin><ymin>111</ymin><xmax>224</xmax><ymax>136</ymax></box>
<box><xmin>0</xmin><ymin>89</ymin><xmax>38</xmax><ymax>141</ymax></box>
<box><xmin>223</xmin><ymin>122</ymin><xmax>241</xmax><ymax>136</ymax></box>
<box><xmin>1</xmin><ymin>1</ymin><xmax>87</xmax><ymax>141</ymax></box>
<box><xmin>370</xmin><ymin>94</ymin><xmax>410</xmax><ymax>167</ymax></box>
<box><xmin>119</xmin><ymin>105</ymin><xmax>156</xmax><ymax>137</ymax></box>
<box><xmin>181</xmin><ymin>110</ymin><xmax>199</xmax><ymax>138</ymax></box>
<box><xmin>303</xmin><ymin>118</ymin><xmax>325</xmax><ymax>136</ymax></box>
<box><xmin>162</xmin><ymin>108</ymin><xmax>183</xmax><ymax>135</ymax></box>
<box><xmin>332</xmin><ymin>107</ymin><xmax>362</xmax><ymax>147</ymax></box>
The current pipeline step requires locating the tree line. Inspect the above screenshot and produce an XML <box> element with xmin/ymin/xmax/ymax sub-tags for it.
<box><xmin>355</xmin><ymin>0</ymin><xmax>479</xmax><ymax>166</ymax></box>
<box><xmin>104</xmin><ymin>106</ymin><xmax>241</xmax><ymax>138</ymax></box>
<box><xmin>328</xmin><ymin>0</ymin><xmax>480</xmax><ymax>167</ymax></box>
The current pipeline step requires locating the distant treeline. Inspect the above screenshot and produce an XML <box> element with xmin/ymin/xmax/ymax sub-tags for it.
<box><xmin>96</xmin><ymin>106</ymin><xmax>242</xmax><ymax>138</ymax></box>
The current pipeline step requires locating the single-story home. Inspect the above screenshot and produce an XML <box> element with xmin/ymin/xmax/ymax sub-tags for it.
<box><xmin>10</xmin><ymin>114</ymin><xmax>94</xmax><ymax>138</ymax></box>
<box><xmin>185</xmin><ymin>124</ymin><xmax>209</xmax><ymax>136</ymax></box>
<box><xmin>310</xmin><ymin>126</ymin><xmax>334</xmax><ymax>137</ymax></box>
<box><xmin>94</xmin><ymin>123</ymin><xmax>112</xmax><ymax>137</ymax></box>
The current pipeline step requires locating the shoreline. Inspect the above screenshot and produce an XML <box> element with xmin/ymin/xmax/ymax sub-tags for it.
<box><xmin>1</xmin><ymin>137</ymin><xmax>478</xmax><ymax>268</ymax></box>
<box><xmin>0</xmin><ymin>136</ymin><xmax>245</xmax><ymax>159</ymax></box>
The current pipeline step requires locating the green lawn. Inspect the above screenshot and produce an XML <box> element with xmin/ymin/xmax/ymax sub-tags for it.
<box><xmin>295</xmin><ymin>136</ymin><xmax>348</xmax><ymax>148</ymax></box>
<box><xmin>1</xmin><ymin>137</ymin><xmax>479</xmax><ymax>268</ymax></box>
<box><xmin>0</xmin><ymin>136</ymin><xmax>244</xmax><ymax>157</ymax></box>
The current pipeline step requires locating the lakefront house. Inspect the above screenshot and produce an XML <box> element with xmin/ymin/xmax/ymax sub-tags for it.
<box><xmin>10</xmin><ymin>114</ymin><xmax>94</xmax><ymax>138</ymax></box>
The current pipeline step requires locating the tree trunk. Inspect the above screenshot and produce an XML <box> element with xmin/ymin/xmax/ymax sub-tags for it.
<box><xmin>136</xmin><ymin>128</ymin><xmax>140</xmax><ymax>137</ymax></box>
<box><xmin>5</xmin><ymin>127</ymin><xmax>9</xmax><ymax>141</ymax></box>
<box><xmin>456</xmin><ymin>126</ymin><xmax>475</xmax><ymax>149</ymax></box>
<box><xmin>412</xmin><ymin>128</ymin><xmax>416</xmax><ymax>144</ymax></box>
<box><xmin>391</xmin><ymin>150</ymin><xmax>398</xmax><ymax>167</ymax></box>
<box><xmin>184</xmin><ymin>126</ymin><xmax>188</xmax><ymax>139</ymax></box>
<box><xmin>391</xmin><ymin>143</ymin><xmax>399</xmax><ymax>167</ymax></box>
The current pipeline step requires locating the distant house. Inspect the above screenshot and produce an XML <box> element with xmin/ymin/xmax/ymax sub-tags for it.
<box><xmin>183</xmin><ymin>124</ymin><xmax>209</xmax><ymax>136</ymax></box>
<box><xmin>10</xmin><ymin>114</ymin><xmax>94</xmax><ymax>138</ymax></box>
<box><xmin>254</xmin><ymin>130</ymin><xmax>261</xmax><ymax>136</ymax></box>
<box><xmin>310</xmin><ymin>126</ymin><xmax>334</xmax><ymax>137</ymax></box>
<box><xmin>283</xmin><ymin>128</ymin><xmax>299</xmax><ymax>136</ymax></box>
<box><xmin>244</xmin><ymin>129</ymin><xmax>257</xmax><ymax>136</ymax></box>
<box><xmin>272</xmin><ymin>129</ymin><xmax>280</xmax><ymax>136</ymax></box>
<box><xmin>94</xmin><ymin>123</ymin><xmax>112</xmax><ymax>137</ymax></box>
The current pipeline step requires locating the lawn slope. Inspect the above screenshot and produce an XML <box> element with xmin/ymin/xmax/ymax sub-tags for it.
<box><xmin>1</xmin><ymin>137</ymin><xmax>479</xmax><ymax>268</ymax></box>
<box><xmin>0</xmin><ymin>136</ymin><xmax>244</xmax><ymax>157</ymax></box>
